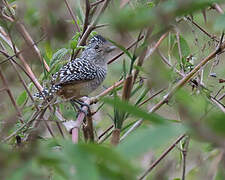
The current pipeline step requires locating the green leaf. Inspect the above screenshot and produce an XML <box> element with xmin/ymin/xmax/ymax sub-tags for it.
<box><xmin>45</xmin><ymin>42</ymin><xmax>53</xmax><ymax>60</ymax></box>
<box><xmin>179</xmin><ymin>35</ymin><xmax>190</xmax><ymax>58</ymax></box>
<box><xmin>206</xmin><ymin>112</ymin><xmax>225</xmax><ymax>136</ymax></box>
<box><xmin>117</xmin><ymin>123</ymin><xmax>186</xmax><ymax>158</ymax></box>
<box><xmin>70</xmin><ymin>32</ymin><xmax>80</xmax><ymax>50</ymax></box>
<box><xmin>62</xmin><ymin>142</ymin><xmax>100</xmax><ymax>180</ymax></box>
<box><xmin>110</xmin><ymin>0</ymin><xmax>220</xmax><ymax>30</ymax></box>
<box><xmin>16</xmin><ymin>91</ymin><xmax>28</xmax><ymax>106</ymax></box>
<box><xmin>103</xmin><ymin>97</ymin><xmax>165</xmax><ymax>124</ymax></box>
<box><xmin>50</xmin><ymin>48</ymin><xmax>69</xmax><ymax>67</ymax></box>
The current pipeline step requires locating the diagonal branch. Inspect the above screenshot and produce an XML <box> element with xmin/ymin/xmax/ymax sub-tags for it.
<box><xmin>121</xmin><ymin>38</ymin><xmax>225</xmax><ymax>140</ymax></box>
<box><xmin>63</xmin><ymin>0</ymin><xmax>81</xmax><ymax>32</ymax></box>
<box><xmin>138</xmin><ymin>134</ymin><xmax>186</xmax><ymax>180</ymax></box>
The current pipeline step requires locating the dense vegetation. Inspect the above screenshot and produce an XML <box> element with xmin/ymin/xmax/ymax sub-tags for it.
<box><xmin>1</xmin><ymin>0</ymin><xmax>225</xmax><ymax>179</ymax></box>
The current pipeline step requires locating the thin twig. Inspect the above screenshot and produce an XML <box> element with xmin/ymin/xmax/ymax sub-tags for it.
<box><xmin>107</xmin><ymin>35</ymin><xmax>144</xmax><ymax>64</ymax></box>
<box><xmin>90</xmin><ymin>79</ymin><xmax>124</xmax><ymax>104</ymax></box>
<box><xmin>186</xmin><ymin>17</ymin><xmax>219</xmax><ymax>42</ymax></box>
<box><xmin>98</xmin><ymin>125</ymin><xmax>113</xmax><ymax>140</ymax></box>
<box><xmin>133</xmin><ymin>26</ymin><xmax>154</xmax><ymax>84</ymax></box>
<box><xmin>138</xmin><ymin>88</ymin><xmax>166</xmax><ymax>107</ymax></box>
<box><xmin>181</xmin><ymin>136</ymin><xmax>190</xmax><ymax>180</ymax></box>
<box><xmin>91</xmin><ymin>0</ymin><xmax>105</xmax><ymax>7</ymax></box>
<box><xmin>0</xmin><ymin>67</ymin><xmax>23</xmax><ymax>123</ymax></box>
<box><xmin>63</xmin><ymin>0</ymin><xmax>81</xmax><ymax>32</ymax></box>
<box><xmin>138</xmin><ymin>134</ymin><xmax>186</xmax><ymax>180</ymax></box>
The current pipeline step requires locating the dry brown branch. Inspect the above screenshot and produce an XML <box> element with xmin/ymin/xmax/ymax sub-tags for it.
<box><xmin>139</xmin><ymin>134</ymin><xmax>186</xmax><ymax>180</ymax></box>
<box><xmin>110</xmin><ymin>128</ymin><xmax>120</xmax><ymax>146</ymax></box>
<box><xmin>108</xmin><ymin>35</ymin><xmax>144</xmax><ymax>64</ymax></box>
<box><xmin>98</xmin><ymin>125</ymin><xmax>113</xmax><ymax>140</ymax></box>
<box><xmin>0</xmin><ymin>67</ymin><xmax>23</xmax><ymax>123</ymax></box>
<box><xmin>212</xmin><ymin>3</ymin><xmax>224</xmax><ymax>14</ymax></box>
<box><xmin>63</xmin><ymin>0</ymin><xmax>81</xmax><ymax>32</ymax></box>
<box><xmin>82</xmin><ymin>0</ymin><xmax>91</xmax><ymax>35</ymax></box>
<box><xmin>90</xmin><ymin>79</ymin><xmax>124</xmax><ymax>104</ymax></box>
<box><xmin>91</xmin><ymin>0</ymin><xmax>105</xmax><ymax>7</ymax></box>
<box><xmin>132</xmin><ymin>26</ymin><xmax>154</xmax><ymax>83</ymax></box>
<box><xmin>181</xmin><ymin>136</ymin><xmax>190</xmax><ymax>180</ymax></box>
<box><xmin>186</xmin><ymin>17</ymin><xmax>219</xmax><ymax>42</ymax></box>
<box><xmin>2</xmin><ymin>0</ymin><xmax>50</xmax><ymax>71</ymax></box>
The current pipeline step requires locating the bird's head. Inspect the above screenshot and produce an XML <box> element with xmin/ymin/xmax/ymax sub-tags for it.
<box><xmin>81</xmin><ymin>35</ymin><xmax>116</xmax><ymax>66</ymax></box>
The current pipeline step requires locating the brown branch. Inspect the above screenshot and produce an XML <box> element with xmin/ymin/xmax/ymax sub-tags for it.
<box><xmin>90</xmin><ymin>79</ymin><xmax>124</xmax><ymax>104</ymax></box>
<box><xmin>0</xmin><ymin>28</ymin><xmax>44</xmax><ymax>91</ymax></box>
<box><xmin>186</xmin><ymin>17</ymin><xmax>219</xmax><ymax>42</ymax></box>
<box><xmin>91</xmin><ymin>0</ymin><xmax>105</xmax><ymax>7</ymax></box>
<box><xmin>86</xmin><ymin>111</ymin><xmax>95</xmax><ymax>142</ymax></box>
<box><xmin>0</xmin><ymin>49</ymin><xmax>38</xmax><ymax>110</ymax></box>
<box><xmin>181</xmin><ymin>136</ymin><xmax>190</xmax><ymax>180</ymax></box>
<box><xmin>110</xmin><ymin>128</ymin><xmax>120</xmax><ymax>146</ymax></box>
<box><xmin>211</xmin><ymin>3</ymin><xmax>224</xmax><ymax>14</ymax></box>
<box><xmin>15</xmin><ymin>23</ymin><xmax>50</xmax><ymax>71</ymax></box>
<box><xmin>0</xmin><ymin>67</ymin><xmax>23</xmax><ymax>123</ymax></box>
<box><xmin>133</xmin><ymin>27</ymin><xmax>154</xmax><ymax>84</ymax></box>
<box><xmin>138</xmin><ymin>134</ymin><xmax>186</xmax><ymax>180</ymax></box>
<box><xmin>63</xmin><ymin>0</ymin><xmax>81</xmax><ymax>32</ymax></box>
<box><xmin>98</xmin><ymin>125</ymin><xmax>113</xmax><ymax>140</ymax></box>
<box><xmin>138</xmin><ymin>88</ymin><xmax>166</xmax><ymax>107</ymax></box>
<box><xmin>107</xmin><ymin>35</ymin><xmax>144</xmax><ymax>64</ymax></box>
<box><xmin>82</xmin><ymin>0</ymin><xmax>91</xmax><ymax>35</ymax></box>
<box><xmin>2</xmin><ymin>0</ymin><xmax>50</xmax><ymax>72</ymax></box>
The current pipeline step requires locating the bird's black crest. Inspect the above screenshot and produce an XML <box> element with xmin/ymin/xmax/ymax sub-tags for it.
<box><xmin>89</xmin><ymin>35</ymin><xmax>106</xmax><ymax>44</ymax></box>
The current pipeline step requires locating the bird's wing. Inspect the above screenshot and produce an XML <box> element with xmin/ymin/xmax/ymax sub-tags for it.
<box><xmin>52</xmin><ymin>59</ymin><xmax>97</xmax><ymax>86</ymax></box>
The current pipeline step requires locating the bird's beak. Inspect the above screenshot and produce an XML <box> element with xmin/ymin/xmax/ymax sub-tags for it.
<box><xmin>106</xmin><ymin>45</ymin><xmax>116</xmax><ymax>53</ymax></box>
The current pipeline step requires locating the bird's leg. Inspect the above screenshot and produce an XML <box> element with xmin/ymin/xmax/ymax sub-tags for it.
<box><xmin>70</xmin><ymin>99</ymin><xmax>90</xmax><ymax>116</ymax></box>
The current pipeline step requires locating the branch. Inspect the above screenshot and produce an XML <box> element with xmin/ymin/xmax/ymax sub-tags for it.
<box><xmin>139</xmin><ymin>134</ymin><xmax>186</xmax><ymax>180</ymax></box>
<box><xmin>121</xmin><ymin>36</ymin><xmax>225</xmax><ymax>140</ymax></box>
<box><xmin>63</xmin><ymin>0</ymin><xmax>81</xmax><ymax>32</ymax></box>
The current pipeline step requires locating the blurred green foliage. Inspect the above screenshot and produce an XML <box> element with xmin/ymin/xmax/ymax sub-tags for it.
<box><xmin>1</xmin><ymin>0</ymin><xmax>225</xmax><ymax>180</ymax></box>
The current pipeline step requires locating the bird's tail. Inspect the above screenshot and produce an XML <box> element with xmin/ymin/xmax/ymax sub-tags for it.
<box><xmin>33</xmin><ymin>84</ymin><xmax>61</xmax><ymax>99</ymax></box>
<box><xmin>33</xmin><ymin>88</ymin><xmax>50</xmax><ymax>99</ymax></box>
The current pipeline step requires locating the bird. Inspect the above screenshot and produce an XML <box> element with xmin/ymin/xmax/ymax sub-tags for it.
<box><xmin>34</xmin><ymin>35</ymin><xmax>116</xmax><ymax>101</ymax></box>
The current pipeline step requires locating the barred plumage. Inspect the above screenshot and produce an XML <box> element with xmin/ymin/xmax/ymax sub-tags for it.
<box><xmin>34</xmin><ymin>35</ymin><xmax>115</xmax><ymax>100</ymax></box>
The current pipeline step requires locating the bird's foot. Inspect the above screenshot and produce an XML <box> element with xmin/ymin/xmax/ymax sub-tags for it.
<box><xmin>70</xmin><ymin>99</ymin><xmax>91</xmax><ymax>116</ymax></box>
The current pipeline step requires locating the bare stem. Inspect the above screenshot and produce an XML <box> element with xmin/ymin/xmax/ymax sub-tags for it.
<box><xmin>63</xmin><ymin>0</ymin><xmax>81</xmax><ymax>32</ymax></box>
<box><xmin>138</xmin><ymin>134</ymin><xmax>186</xmax><ymax>180</ymax></box>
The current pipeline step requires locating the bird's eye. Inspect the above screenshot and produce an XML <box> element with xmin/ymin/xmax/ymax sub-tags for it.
<box><xmin>95</xmin><ymin>45</ymin><xmax>99</xmax><ymax>49</ymax></box>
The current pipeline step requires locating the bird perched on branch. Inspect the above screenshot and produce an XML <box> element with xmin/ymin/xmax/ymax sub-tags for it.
<box><xmin>34</xmin><ymin>35</ymin><xmax>116</xmax><ymax>100</ymax></box>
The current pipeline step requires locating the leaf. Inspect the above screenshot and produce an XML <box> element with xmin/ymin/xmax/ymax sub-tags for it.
<box><xmin>110</xmin><ymin>0</ymin><xmax>220</xmax><ymax>30</ymax></box>
<box><xmin>70</xmin><ymin>32</ymin><xmax>80</xmax><ymax>50</ymax></box>
<box><xmin>50</xmin><ymin>48</ymin><xmax>69</xmax><ymax>68</ymax></box>
<box><xmin>117</xmin><ymin>123</ymin><xmax>186</xmax><ymax>158</ymax></box>
<box><xmin>179</xmin><ymin>35</ymin><xmax>190</xmax><ymax>58</ymax></box>
<box><xmin>103</xmin><ymin>97</ymin><xmax>165</xmax><ymax>124</ymax></box>
<box><xmin>214</xmin><ymin>14</ymin><xmax>225</xmax><ymax>31</ymax></box>
<box><xmin>16</xmin><ymin>91</ymin><xmax>28</xmax><ymax>106</ymax></box>
<box><xmin>45</xmin><ymin>42</ymin><xmax>53</xmax><ymax>60</ymax></box>
<box><xmin>62</xmin><ymin>141</ymin><xmax>100</xmax><ymax>180</ymax></box>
